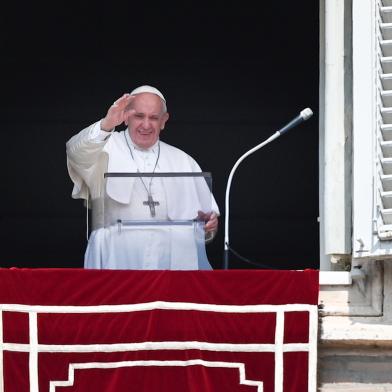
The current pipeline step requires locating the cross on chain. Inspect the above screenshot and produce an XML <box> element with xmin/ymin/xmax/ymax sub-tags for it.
<box><xmin>143</xmin><ymin>195</ymin><xmax>160</xmax><ymax>217</ymax></box>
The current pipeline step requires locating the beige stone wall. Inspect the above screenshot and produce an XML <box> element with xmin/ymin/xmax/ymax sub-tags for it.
<box><xmin>318</xmin><ymin>262</ymin><xmax>392</xmax><ymax>391</ymax></box>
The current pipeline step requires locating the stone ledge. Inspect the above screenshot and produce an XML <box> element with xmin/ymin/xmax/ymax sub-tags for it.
<box><xmin>319</xmin><ymin>384</ymin><xmax>392</xmax><ymax>391</ymax></box>
<box><xmin>320</xmin><ymin>316</ymin><xmax>392</xmax><ymax>346</ymax></box>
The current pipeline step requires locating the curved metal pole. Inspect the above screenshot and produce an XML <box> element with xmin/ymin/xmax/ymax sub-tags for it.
<box><xmin>223</xmin><ymin>108</ymin><xmax>313</xmax><ymax>269</ymax></box>
<box><xmin>223</xmin><ymin>131</ymin><xmax>281</xmax><ymax>269</ymax></box>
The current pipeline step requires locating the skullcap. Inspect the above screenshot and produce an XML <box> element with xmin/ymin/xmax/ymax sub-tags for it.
<box><xmin>130</xmin><ymin>85</ymin><xmax>166</xmax><ymax>102</ymax></box>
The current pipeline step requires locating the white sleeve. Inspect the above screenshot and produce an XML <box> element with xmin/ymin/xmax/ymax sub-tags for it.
<box><xmin>187</xmin><ymin>154</ymin><xmax>220</xmax><ymax>216</ymax></box>
<box><xmin>66</xmin><ymin>121</ymin><xmax>112</xmax><ymax>200</ymax></box>
<box><xmin>88</xmin><ymin>120</ymin><xmax>114</xmax><ymax>142</ymax></box>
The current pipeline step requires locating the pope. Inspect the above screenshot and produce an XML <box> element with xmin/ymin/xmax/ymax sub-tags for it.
<box><xmin>66</xmin><ymin>85</ymin><xmax>220</xmax><ymax>270</ymax></box>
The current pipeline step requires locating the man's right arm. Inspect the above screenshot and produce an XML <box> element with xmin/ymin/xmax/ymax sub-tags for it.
<box><xmin>66</xmin><ymin>121</ymin><xmax>112</xmax><ymax>169</ymax></box>
<box><xmin>65</xmin><ymin>121</ymin><xmax>115</xmax><ymax>200</ymax></box>
<box><xmin>65</xmin><ymin>94</ymin><xmax>135</xmax><ymax>199</ymax></box>
<box><xmin>66</xmin><ymin>93</ymin><xmax>135</xmax><ymax>167</ymax></box>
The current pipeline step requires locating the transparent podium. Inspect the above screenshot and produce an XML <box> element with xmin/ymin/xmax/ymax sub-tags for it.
<box><xmin>90</xmin><ymin>172</ymin><xmax>214</xmax><ymax>270</ymax></box>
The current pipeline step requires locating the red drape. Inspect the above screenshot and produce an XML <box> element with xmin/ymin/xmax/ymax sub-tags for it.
<box><xmin>0</xmin><ymin>268</ymin><xmax>319</xmax><ymax>392</ymax></box>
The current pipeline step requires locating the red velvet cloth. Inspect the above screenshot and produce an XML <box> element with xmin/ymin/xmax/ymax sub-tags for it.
<box><xmin>0</xmin><ymin>268</ymin><xmax>319</xmax><ymax>392</ymax></box>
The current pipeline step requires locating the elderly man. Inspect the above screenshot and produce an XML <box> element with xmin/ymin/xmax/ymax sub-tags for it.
<box><xmin>66</xmin><ymin>85</ymin><xmax>219</xmax><ymax>270</ymax></box>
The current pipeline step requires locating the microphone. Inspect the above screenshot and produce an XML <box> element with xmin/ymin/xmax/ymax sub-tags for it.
<box><xmin>278</xmin><ymin>108</ymin><xmax>313</xmax><ymax>135</ymax></box>
<box><xmin>223</xmin><ymin>107</ymin><xmax>314</xmax><ymax>269</ymax></box>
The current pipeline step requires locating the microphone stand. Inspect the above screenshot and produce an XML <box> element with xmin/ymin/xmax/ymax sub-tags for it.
<box><xmin>223</xmin><ymin>108</ymin><xmax>313</xmax><ymax>270</ymax></box>
<box><xmin>223</xmin><ymin>132</ymin><xmax>281</xmax><ymax>269</ymax></box>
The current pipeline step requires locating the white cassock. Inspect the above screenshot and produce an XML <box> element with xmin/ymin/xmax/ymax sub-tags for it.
<box><xmin>66</xmin><ymin>121</ymin><xmax>220</xmax><ymax>270</ymax></box>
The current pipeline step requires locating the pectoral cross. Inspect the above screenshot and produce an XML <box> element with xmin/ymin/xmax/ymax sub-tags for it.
<box><xmin>143</xmin><ymin>195</ymin><xmax>160</xmax><ymax>217</ymax></box>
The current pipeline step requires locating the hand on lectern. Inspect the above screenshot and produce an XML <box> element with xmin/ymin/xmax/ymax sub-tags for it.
<box><xmin>198</xmin><ymin>211</ymin><xmax>219</xmax><ymax>233</ymax></box>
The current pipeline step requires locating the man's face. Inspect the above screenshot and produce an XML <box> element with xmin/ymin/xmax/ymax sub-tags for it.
<box><xmin>126</xmin><ymin>93</ymin><xmax>169</xmax><ymax>149</ymax></box>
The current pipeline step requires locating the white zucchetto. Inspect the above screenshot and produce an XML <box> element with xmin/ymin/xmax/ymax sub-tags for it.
<box><xmin>130</xmin><ymin>85</ymin><xmax>166</xmax><ymax>102</ymax></box>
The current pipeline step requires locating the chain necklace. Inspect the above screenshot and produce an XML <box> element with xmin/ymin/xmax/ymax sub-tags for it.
<box><xmin>124</xmin><ymin>132</ymin><xmax>161</xmax><ymax>217</ymax></box>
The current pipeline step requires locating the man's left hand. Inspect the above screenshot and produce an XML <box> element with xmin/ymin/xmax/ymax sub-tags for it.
<box><xmin>198</xmin><ymin>211</ymin><xmax>219</xmax><ymax>233</ymax></box>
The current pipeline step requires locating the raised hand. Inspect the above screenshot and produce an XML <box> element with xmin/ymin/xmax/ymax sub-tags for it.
<box><xmin>100</xmin><ymin>94</ymin><xmax>135</xmax><ymax>131</ymax></box>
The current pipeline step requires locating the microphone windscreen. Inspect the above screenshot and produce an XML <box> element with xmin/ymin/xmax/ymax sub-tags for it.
<box><xmin>300</xmin><ymin>108</ymin><xmax>313</xmax><ymax>120</ymax></box>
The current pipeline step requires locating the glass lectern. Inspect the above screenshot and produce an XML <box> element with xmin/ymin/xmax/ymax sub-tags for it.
<box><xmin>90</xmin><ymin>172</ymin><xmax>214</xmax><ymax>270</ymax></box>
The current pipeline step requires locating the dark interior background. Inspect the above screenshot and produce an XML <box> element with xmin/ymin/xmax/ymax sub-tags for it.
<box><xmin>1</xmin><ymin>2</ymin><xmax>319</xmax><ymax>270</ymax></box>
